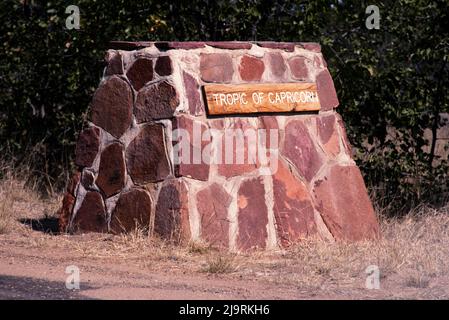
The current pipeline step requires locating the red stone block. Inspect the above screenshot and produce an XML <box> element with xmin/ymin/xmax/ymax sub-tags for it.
<box><xmin>183</xmin><ymin>71</ymin><xmax>203</xmax><ymax>116</ymax></box>
<box><xmin>72</xmin><ymin>191</ymin><xmax>107</xmax><ymax>233</ymax></box>
<box><xmin>156</xmin><ymin>41</ymin><xmax>205</xmax><ymax>50</ymax></box>
<box><xmin>66</xmin><ymin>171</ymin><xmax>81</xmax><ymax>195</ymax></box>
<box><xmin>267</xmin><ymin>52</ymin><xmax>286</xmax><ymax>79</ymax></box>
<box><xmin>237</xmin><ymin>177</ymin><xmax>268</xmax><ymax>250</ymax></box>
<box><xmin>313</xmin><ymin>165</ymin><xmax>380</xmax><ymax>241</ymax></box>
<box><xmin>300</xmin><ymin>42</ymin><xmax>321</xmax><ymax>52</ymax></box>
<box><xmin>335</xmin><ymin>113</ymin><xmax>353</xmax><ymax>156</ymax></box>
<box><xmin>200</xmin><ymin>53</ymin><xmax>233</xmax><ymax>83</ymax></box>
<box><xmin>317</xmin><ymin>114</ymin><xmax>340</xmax><ymax>157</ymax></box>
<box><xmin>96</xmin><ymin>143</ymin><xmax>126</xmax><ymax>197</ymax></box>
<box><xmin>283</xmin><ymin>120</ymin><xmax>323</xmax><ymax>182</ymax></box>
<box><xmin>110</xmin><ymin>188</ymin><xmax>152</xmax><ymax>234</ymax></box>
<box><xmin>288</xmin><ymin>56</ymin><xmax>309</xmax><ymax>79</ymax></box>
<box><xmin>105</xmin><ymin>51</ymin><xmax>124</xmax><ymax>76</ymax></box>
<box><xmin>197</xmin><ymin>183</ymin><xmax>232</xmax><ymax>248</ymax></box>
<box><xmin>154</xmin><ymin>179</ymin><xmax>190</xmax><ymax>243</ymax></box>
<box><xmin>273</xmin><ymin>160</ymin><xmax>317</xmax><ymax>246</ymax></box>
<box><xmin>258</xmin><ymin>116</ymin><xmax>280</xmax><ymax>150</ymax></box>
<box><xmin>109</xmin><ymin>41</ymin><xmax>152</xmax><ymax>50</ymax></box>
<box><xmin>239</xmin><ymin>55</ymin><xmax>265</xmax><ymax>81</ymax></box>
<box><xmin>259</xmin><ymin>116</ymin><xmax>279</xmax><ymax>130</ymax></box>
<box><xmin>206</xmin><ymin>41</ymin><xmax>252</xmax><ymax>50</ymax></box>
<box><xmin>75</xmin><ymin>127</ymin><xmax>100</xmax><ymax>168</ymax></box>
<box><xmin>257</xmin><ymin>42</ymin><xmax>295</xmax><ymax>52</ymax></box>
<box><xmin>316</xmin><ymin>69</ymin><xmax>339</xmax><ymax>110</ymax></box>
<box><xmin>126</xmin><ymin>123</ymin><xmax>171</xmax><ymax>184</ymax></box>
<box><xmin>155</xmin><ymin>56</ymin><xmax>173</xmax><ymax>76</ymax></box>
<box><xmin>313</xmin><ymin>55</ymin><xmax>324</xmax><ymax>69</ymax></box>
<box><xmin>217</xmin><ymin>119</ymin><xmax>259</xmax><ymax>178</ymax></box>
<box><xmin>126</xmin><ymin>57</ymin><xmax>154</xmax><ymax>91</ymax></box>
<box><xmin>81</xmin><ymin>170</ymin><xmax>95</xmax><ymax>190</ymax></box>
<box><xmin>91</xmin><ymin>76</ymin><xmax>133</xmax><ymax>138</ymax></box>
<box><xmin>58</xmin><ymin>192</ymin><xmax>75</xmax><ymax>233</ymax></box>
<box><xmin>172</xmin><ymin>115</ymin><xmax>210</xmax><ymax>181</ymax></box>
<box><xmin>135</xmin><ymin>81</ymin><xmax>179</xmax><ymax>122</ymax></box>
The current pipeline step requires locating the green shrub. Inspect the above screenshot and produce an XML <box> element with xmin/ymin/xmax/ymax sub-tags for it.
<box><xmin>0</xmin><ymin>0</ymin><xmax>447</xmax><ymax>213</ymax></box>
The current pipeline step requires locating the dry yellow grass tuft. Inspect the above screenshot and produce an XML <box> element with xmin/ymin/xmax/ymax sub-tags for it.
<box><xmin>0</xmin><ymin>163</ymin><xmax>61</xmax><ymax>234</ymax></box>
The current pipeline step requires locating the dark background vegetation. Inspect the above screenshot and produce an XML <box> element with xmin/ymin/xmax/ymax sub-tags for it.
<box><xmin>0</xmin><ymin>0</ymin><xmax>448</xmax><ymax>215</ymax></box>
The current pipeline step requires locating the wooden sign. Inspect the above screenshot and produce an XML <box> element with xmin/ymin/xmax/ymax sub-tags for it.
<box><xmin>203</xmin><ymin>83</ymin><xmax>320</xmax><ymax>115</ymax></box>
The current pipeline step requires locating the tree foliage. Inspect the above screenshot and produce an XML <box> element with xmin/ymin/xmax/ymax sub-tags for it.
<box><xmin>0</xmin><ymin>0</ymin><xmax>448</xmax><ymax>212</ymax></box>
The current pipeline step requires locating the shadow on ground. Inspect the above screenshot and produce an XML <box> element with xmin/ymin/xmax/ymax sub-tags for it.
<box><xmin>19</xmin><ymin>217</ymin><xmax>60</xmax><ymax>234</ymax></box>
<box><xmin>0</xmin><ymin>275</ymin><xmax>95</xmax><ymax>300</ymax></box>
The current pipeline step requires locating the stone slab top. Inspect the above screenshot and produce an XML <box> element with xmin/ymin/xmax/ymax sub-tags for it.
<box><xmin>109</xmin><ymin>41</ymin><xmax>321</xmax><ymax>53</ymax></box>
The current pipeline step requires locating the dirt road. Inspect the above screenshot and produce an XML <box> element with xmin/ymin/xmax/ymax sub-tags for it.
<box><xmin>1</xmin><ymin>230</ymin><xmax>448</xmax><ymax>300</ymax></box>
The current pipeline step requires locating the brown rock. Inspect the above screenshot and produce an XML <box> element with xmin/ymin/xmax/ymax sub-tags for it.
<box><xmin>217</xmin><ymin>119</ymin><xmax>259</xmax><ymax>178</ymax></box>
<box><xmin>288</xmin><ymin>56</ymin><xmax>309</xmax><ymax>79</ymax></box>
<box><xmin>154</xmin><ymin>179</ymin><xmax>190</xmax><ymax>243</ymax></box>
<box><xmin>316</xmin><ymin>69</ymin><xmax>339</xmax><ymax>110</ymax></box>
<box><xmin>126</xmin><ymin>57</ymin><xmax>154</xmax><ymax>91</ymax></box>
<box><xmin>60</xmin><ymin>171</ymin><xmax>80</xmax><ymax>232</ymax></box>
<box><xmin>72</xmin><ymin>191</ymin><xmax>107</xmax><ymax>233</ymax></box>
<box><xmin>268</xmin><ymin>53</ymin><xmax>286</xmax><ymax>79</ymax></box>
<box><xmin>58</xmin><ymin>192</ymin><xmax>75</xmax><ymax>233</ymax></box>
<box><xmin>126</xmin><ymin>123</ymin><xmax>171</xmax><ymax>184</ymax></box>
<box><xmin>155</xmin><ymin>42</ymin><xmax>206</xmax><ymax>50</ymax></box>
<box><xmin>301</xmin><ymin>42</ymin><xmax>321</xmax><ymax>52</ymax></box>
<box><xmin>317</xmin><ymin>115</ymin><xmax>335</xmax><ymax>144</ymax></box>
<box><xmin>239</xmin><ymin>55</ymin><xmax>265</xmax><ymax>81</ymax></box>
<box><xmin>259</xmin><ymin>116</ymin><xmax>279</xmax><ymax>130</ymax></box>
<box><xmin>109</xmin><ymin>41</ymin><xmax>152</xmax><ymax>50</ymax></box>
<box><xmin>155</xmin><ymin>56</ymin><xmax>172</xmax><ymax>76</ymax></box>
<box><xmin>197</xmin><ymin>183</ymin><xmax>232</xmax><ymax>248</ymax></box>
<box><xmin>96</xmin><ymin>143</ymin><xmax>126</xmax><ymax>197</ymax></box>
<box><xmin>257</xmin><ymin>42</ymin><xmax>295</xmax><ymax>52</ymax></box>
<box><xmin>209</xmin><ymin>118</ymin><xmax>225</xmax><ymax>130</ymax></box>
<box><xmin>110</xmin><ymin>188</ymin><xmax>152</xmax><ymax>234</ymax></box>
<box><xmin>172</xmin><ymin>115</ymin><xmax>210</xmax><ymax>181</ymax></box>
<box><xmin>105</xmin><ymin>51</ymin><xmax>124</xmax><ymax>76</ymax></box>
<box><xmin>91</xmin><ymin>76</ymin><xmax>133</xmax><ymax>138</ymax></box>
<box><xmin>200</xmin><ymin>53</ymin><xmax>233</xmax><ymax>83</ymax></box>
<box><xmin>75</xmin><ymin>127</ymin><xmax>100</xmax><ymax>168</ymax></box>
<box><xmin>206</xmin><ymin>41</ymin><xmax>252</xmax><ymax>50</ymax></box>
<box><xmin>258</xmin><ymin>116</ymin><xmax>280</xmax><ymax>150</ymax></box>
<box><xmin>313</xmin><ymin>165</ymin><xmax>379</xmax><ymax>241</ymax></box>
<box><xmin>81</xmin><ymin>169</ymin><xmax>95</xmax><ymax>189</ymax></box>
<box><xmin>237</xmin><ymin>177</ymin><xmax>268</xmax><ymax>250</ymax></box>
<box><xmin>283</xmin><ymin>120</ymin><xmax>323</xmax><ymax>181</ymax></box>
<box><xmin>317</xmin><ymin>114</ymin><xmax>340</xmax><ymax>156</ymax></box>
<box><xmin>313</xmin><ymin>55</ymin><xmax>324</xmax><ymax>69</ymax></box>
<box><xmin>66</xmin><ymin>171</ymin><xmax>81</xmax><ymax>195</ymax></box>
<box><xmin>183</xmin><ymin>71</ymin><xmax>203</xmax><ymax>116</ymax></box>
<box><xmin>135</xmin><ymin>81</ymin><xmax>179</xmax><ymax>122</ymax></box>
<box><xmin>273</xmin><ymin>160</ymin><xmax>317</xmax><ymax>246</ymax></box>
<box><xmin>335</xmin><ymin>113</ymin><xmax>353</xmax><ymax>156</ymax></box>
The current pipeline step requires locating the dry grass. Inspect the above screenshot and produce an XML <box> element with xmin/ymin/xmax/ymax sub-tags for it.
<box><xmin>202</xmin><ymin>254</ymin><xmax>237</xmax><ymax>274</ymax></box>
<box><xmin>254</xmin><ymin>205</ymin><xmax>449</xmax><ymax>289</ymax></box>
<box><xmin>1</xmin><ymin>167</ymin><xmax>449</xmax><ymax>295</ymax></box>
<box><xmin>0</xmin><ymin>163</ymin><xmax>60</xmax><ymax>235</ymax></box>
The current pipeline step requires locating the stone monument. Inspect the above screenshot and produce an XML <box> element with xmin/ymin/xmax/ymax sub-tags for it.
<box><xmin>58</xmin><ymin>41</ymin><xmax>379</xmax><ymax>250</ymax></box>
